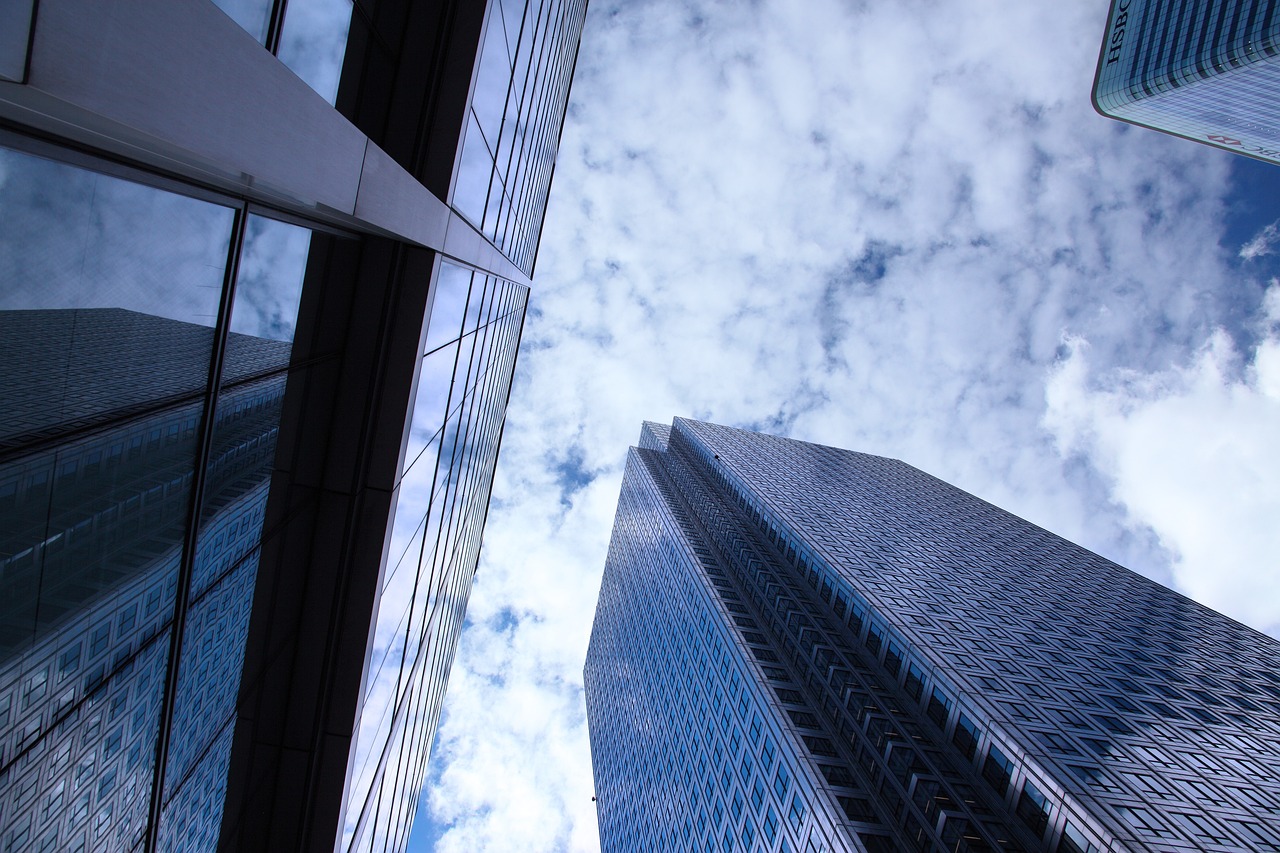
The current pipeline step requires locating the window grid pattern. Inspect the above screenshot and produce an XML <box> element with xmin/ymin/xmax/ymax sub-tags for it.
<box><xmin>651</xmin><ymin>433</ymin><xmax>1043</xmax><ymax>853</ymax></box>
<box><xmin>585</xmin><ymin>448</ymin><xmax>842</xmax><ymax>853</ymax></box>
<box><xmin>586</xmin><ymin>418</ymin><xmax>1280</xmax><ymax>853</ymax></box>
<box><xmin>674</xmin><ymin>418</ymin><xmax>1280</xmax><ymax>852</ymax></box>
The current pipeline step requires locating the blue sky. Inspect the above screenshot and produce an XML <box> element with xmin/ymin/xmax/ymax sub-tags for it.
<box><xmin>409</xmin><ymin>0</ymin><xmax>1280</xmax><ymax>850</ymax></box>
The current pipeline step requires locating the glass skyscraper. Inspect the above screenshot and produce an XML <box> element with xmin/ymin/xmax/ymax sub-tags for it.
<box><xmin>1092</xmin><ymin>0</ymin><xmax>1280</xmax><ymax>163</ymax></box>
<box><xmin>0</xmin><ymin>0</ymin><xmax>585</xmax><ymax>850</ymax></box>
<box><xmin>585</xmin><ymin>418</ymin><xmax>1280</xmax><ymax>852</ymax></box>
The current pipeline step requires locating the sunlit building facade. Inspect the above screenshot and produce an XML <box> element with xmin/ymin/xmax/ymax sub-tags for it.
<box><xmin>585</xmin><ymin>419</ymin><xmax>1280</xmax><ymax>852</ymax></box>
<box><xmin>1092</xmin><ymin>0</ymin><xmax>1280</xmax><ymax>164</ymax></box>
<box><xmin>0</xmin><ymin>0</ymin><xmax>586</xmax><ymax>850</ymax></box>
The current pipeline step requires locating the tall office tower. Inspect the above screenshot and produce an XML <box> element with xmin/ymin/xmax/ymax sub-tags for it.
<box><xmin>1092</xmin><ymin>0</ymin><xmax>1280</xmax><ymax>164</ymax></box>
<box><xmin>0</xmin><ymin>1</ymin><xmax>586</xmax><ymax>851</ymax></box>
<box><xmin>584</xmin><ymin>419</ymin><xmax>1280</xmax><ymax>853</ymax></box>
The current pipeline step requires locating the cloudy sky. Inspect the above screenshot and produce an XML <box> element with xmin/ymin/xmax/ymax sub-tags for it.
<box><xmin>410</xmin><ymin>0</ymin><xmax>1280</xmax><ymax>850</ymax></box>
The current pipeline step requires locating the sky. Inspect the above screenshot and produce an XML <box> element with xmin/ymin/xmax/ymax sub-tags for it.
<box><xmin>410</xmin><ymin>0</ymin><xmax>1280</xmax><ymax>850</ymax></box>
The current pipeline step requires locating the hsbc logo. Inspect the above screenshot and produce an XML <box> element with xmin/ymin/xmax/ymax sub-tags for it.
<box><xmin>1206</xmin><ymin>134</ymin><xmax>1280</xmax><ymax>159</ymax></box>
<box><xmin>1105</xmin><ymin>0</ymin><xmax>1132</xmax><ymax>65</ymax></box>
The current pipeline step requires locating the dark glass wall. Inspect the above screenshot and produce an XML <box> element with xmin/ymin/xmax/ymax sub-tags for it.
<box><xmin>0</xmin><ymin>141</ymin><xmax>312</xmax><ymax>851</ymax></box>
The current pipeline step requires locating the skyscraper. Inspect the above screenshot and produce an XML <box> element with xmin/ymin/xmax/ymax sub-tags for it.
<box><xmin>1092</xmin><ymin>0</ymin><xmax>1280</xmax><ymax>164</ymax></box>
<box><xmin>584</xmin><ymin>418</ymin><xmax>1280</xmax><ymax>852</ymax></box>
<box><xmin>0</xmin><ymin>0</ymin><xmax>586</xmax><ymax>850</ymax></box>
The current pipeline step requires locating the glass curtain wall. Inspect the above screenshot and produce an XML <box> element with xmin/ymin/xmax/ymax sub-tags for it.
<box><xmin>453</xmin><ymin>0</ymin><xmax>587</xmax><ymax>274</ymax></box>
<box><xmin>0</xmin><ymin>139</ymin><xmax>313</xmax><ymax>852</ymax></box>
<box><xmin>342</xmin><ymin>261</ymin><xmax>527</xmax><ymax>853</ymax></box>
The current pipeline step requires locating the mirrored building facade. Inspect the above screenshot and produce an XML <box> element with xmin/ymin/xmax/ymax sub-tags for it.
<box><xmin>1092</xmin><ymin>0</ymin><xmax>1280</xmax><ymax>164</ymax></box>
<box><xmin>585</xmin><ymin>419</ymin><xmax>1280</xmax><ymax>852</ymax></box>
<box><xmin>0</xmin><ymin>0</ymin><xmax>586</xmax><ymax>849</ymax></box>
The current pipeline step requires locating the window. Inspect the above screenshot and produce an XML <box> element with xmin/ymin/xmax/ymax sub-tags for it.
<box><xmin>88</xmin><ymin>624</ymin><xmax>111</xmax><ymax>658</ymax></box>
<box><xmin>904</xmin><ymin>663</ymin><xmax>924</xmax><ymax>700</ymax></box>
<box><xmin>952</xmin><ymin>713</ymin><xmax>979</xmax><ymax>761</ymax></box>
<box><xmin>982</xmin><ymin>745</ymin><xmax>1013</xmax><ymax>796</ymax></box>
<box><xmin>1114</xmin><ymin>805</ymin><xmax>1175</xmax><ymax>838</ymax></box>
<box><xmin>787</xmin><ymin>708</ymin><xmax>819</xmax><ymax>729</ymax></box>
<box><xmin>762</xmin><ymin>807</ymin><xmax>779</xmax><ymax>842</ymax></box>
<box><xmin>819</xmin><ymin>763</ymin><xmax>855</xmax><ymax>787</ymax></box>
<box><xmin>1033</xmin><ymin>730</ymin><xmax>1080</xmax><ymax>757</ymax></box>
<box><xmin>58</xmin><ymin>644</ymin><xmax>82</xmax><ymax>677</ymax></box>
<box><xmin>773</xmin><ymin>764</ymin><xmax>790</xmax><ymax>799</ymax></box>
<box><xmin>866</xmin><ymin>625</ymin><xmax>884</xmax><ymax>655</ymax></box>
<box><xmin>801</xmin><ymin>735</ymin><xmax>836</xmax><ymax>757</ymax></box>
<box><xmin>1173</xmin><ymin>812</ymin><xmax>1230</xmax><ymax>844</ymax></box>
<box><xmin>760</xmin><ymin>737</ymin><xmax>776</xmax><ymax>771</ymax></box>
<box><xmin>788</xmin><ymin>795</ymin><xmax>806</xmax><ymax>831</ymax></box>
<box><xmin>884</xmin><ymin>642</ymin><xmax>903</xmax><ymax>677</ymax></box>
<box><xmin>1059</xmin><ymin>821</ymin><xmax>1099</xmax><ymax>853</ymax></box>
<box><xmin>926</xmin><ymin>687</ymin><xmax>951</xmax><ymax>727</ymax></box>
<box><xmin>1015</xmin><ymin>779</ymin><xmax>1050</xmax><ymax>837</ymax></box>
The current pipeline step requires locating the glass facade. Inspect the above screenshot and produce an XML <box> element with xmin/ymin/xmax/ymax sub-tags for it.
<box><xmin>0</xmin><ymin>140</ymin><xmax>310</xmax><ymax>850</ymax></box>
<box><xmin>585</xmin><ymin>419</ymin><xmax>1280</xmax><ymax>852</ymax></box>
<box><xmin>342</xmin><ymin>262</ymin><xmax>527</xmax><ymax>852</ymax></box>
<box><xmin>1092</xmin><ymin>0</ymin><xmax>1280</xmax><ymax>163</ymax></box>
<box><xmin>0</xmin><ymin>0</ymin><xmax>585</xmax><ymax>849</ymax></box>
<box><xmin>453</xmin><ymin>0</ymin><xmax>587</xmax><ymax>274</ymax></box>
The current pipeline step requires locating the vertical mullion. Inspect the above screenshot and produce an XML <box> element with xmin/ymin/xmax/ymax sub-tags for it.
<box><xmin>144</xmin><ymin>205</ymin><xmax>249</xmax><ymax>852</ymax></box>
<box><xmin>265</xmin><ymin>0</ymin><xmax>290</xmax><ymax>55</ymax></box>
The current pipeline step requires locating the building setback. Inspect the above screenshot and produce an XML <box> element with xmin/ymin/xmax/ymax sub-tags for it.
<box><xmin>0</xmin><ymin>0</ymin><xmax>586</xmax><ymax>850</ymax></box>
<box><xmin>1092</xmin><ymin>0</ymin><xmax>1280</xmax><ymax>164</ymax></box>
<box><xmin>585</xmin><ymin>418</ymin><xmax>1280</xmax><ymax>852</ymax></box>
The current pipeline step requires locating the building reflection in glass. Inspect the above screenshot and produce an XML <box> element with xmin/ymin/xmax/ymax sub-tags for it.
<box><xmin>0</xmin><ymin>142</ymin><xmax>308</xmax><ymax>850</ymax></box>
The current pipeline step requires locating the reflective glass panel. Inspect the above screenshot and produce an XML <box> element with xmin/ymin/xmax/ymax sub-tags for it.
<box><xmin>423</xmin><ymin>264</ymin><xmax>473</xmax><ymax>354</ymax></box>
<box><xmin>277</xmin><ymin>0</ymin><xmax>355</xmax><ymax>106</ymax></box>
<box><xmin>157</xmin><ymin>214</ymin><xmax>309</xmax><ymax>842</ymax></box>
<box><xmin>452</xmin><ymin>114</ymin><xmax>495</xmax><ymax>228</ymax></box>
<box><xmin>452</xmin><ymin>0</ymin><xmax>587</xmax><ymax>274</ymax></box>
<box><xmin>347</xmin><ymin>275</ymin><xmax>526</xmax><ymax>853</ymax></box>
<box><xmin>0</xmin><ymin>142</ymin><xmax>234</xmax><ymax>852</ymax></box>
<box><xmin>211</xmin><ymin>0</ymin><xmax>274</xmax><ymax>44</ymax></box>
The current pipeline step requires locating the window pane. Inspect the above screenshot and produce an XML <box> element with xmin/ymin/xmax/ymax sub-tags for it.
<box><xmin>277</xmin><ymin>0</ymin><xmax>354</xmax><ymax>105</ymax></box>
<box><xmin>211</xmin><ymin>0</ymin><xmax>274</xmax><ymax>44</ymax></box>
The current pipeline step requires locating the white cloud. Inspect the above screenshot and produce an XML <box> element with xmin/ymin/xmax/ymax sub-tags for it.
<box><xmin>1241</xmin><ymin>219</ymin><xmax>1280</xmax><ymax>260</ymax></box>
<box><xmin>415</xmin><ymin>0</ymin><xmax>1275</xmax><ymax>850</ymax></box>
<box><xmin>1045</xmin><ymin>285</ymin><xmax>1280</xmax><ymax>638</ymax></box>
